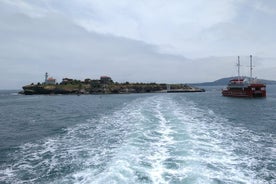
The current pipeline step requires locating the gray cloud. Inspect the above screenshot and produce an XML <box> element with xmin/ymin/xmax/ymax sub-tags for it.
<box><xmin>0</xmin><ymin>1</ymin><xmax>276</xmax><ymax>89</ymax></box>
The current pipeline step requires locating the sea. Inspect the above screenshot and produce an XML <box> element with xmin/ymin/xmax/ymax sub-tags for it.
<box><xmin>0</xmin><ymin>86</ymin><xmax>275</xmax><ymax>184</ymax></box>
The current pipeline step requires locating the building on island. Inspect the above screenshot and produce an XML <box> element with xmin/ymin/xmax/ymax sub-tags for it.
<box><xmin>61</xmin><ymin>78</ymin><xmax>74</xmax><ymax>85</ymax></box>
<box><xmin>44</xmin><ymin>72</ymin><xmax>56</xmax><ymax>85</ymax></box>
<box><xmin>100</xmin><ymin>76</ymin><xmax>113</xmax><ymax>84</ymax></box>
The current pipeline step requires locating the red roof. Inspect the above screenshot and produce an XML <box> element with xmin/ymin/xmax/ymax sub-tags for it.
<box><xmin>47</xmin><ymin>77</ymin><xmax>55</xmax><ymax>81</ymax></box>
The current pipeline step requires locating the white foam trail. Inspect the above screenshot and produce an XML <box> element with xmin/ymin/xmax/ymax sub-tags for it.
<box><xmin>81</xmin><ymin>96</ymin><xmax>174</xmax><ymax>184</ymax></box>
<box><xmin>144</xmin><ymin>99</ymin><xmax>176</xmax><ymax>184</ymax></box>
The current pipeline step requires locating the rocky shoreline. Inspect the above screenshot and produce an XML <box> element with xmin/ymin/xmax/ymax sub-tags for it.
<box><xmin>20</xmin><ymin>77</ymin><xmax>205</xmax><ymax>95</ymax></box>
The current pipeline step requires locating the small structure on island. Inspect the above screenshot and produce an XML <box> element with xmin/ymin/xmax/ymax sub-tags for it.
<box><xmin>61</xmin><ymin>78</ymin><xmax>74</xmax><ymax>85</ymax></box>
<box><xmin>100</xmin><ymin>76</ymin><xmax>113</xmax><ymax>84</ymax></box>
<box><xmin>44</xmin><ymin>72</ymin><xmax>56</xmax><ymax>85</ymax></box>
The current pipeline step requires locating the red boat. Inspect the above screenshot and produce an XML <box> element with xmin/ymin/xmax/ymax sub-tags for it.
<box><xmin>222</xmin><ymin>78</ymin><xmax>266</xmax><ymax>97</ymax></box>
<box><xmin>222</xmin><ymin>55</ymin><xmax>266</xmax><ymax>98</ymax></box>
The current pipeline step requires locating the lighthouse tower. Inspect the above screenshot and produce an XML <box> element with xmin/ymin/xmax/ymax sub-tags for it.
<box><xmin>45</xmin><ymin>72</ymin><xmax>48</xmax><ymax>83</ymax></box>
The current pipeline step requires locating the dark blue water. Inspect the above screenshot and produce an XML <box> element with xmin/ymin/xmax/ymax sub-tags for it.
<box><xmin>0</xmin><ymin>87</ymin><xmax>275</xmax><ymax>184</ymax></box>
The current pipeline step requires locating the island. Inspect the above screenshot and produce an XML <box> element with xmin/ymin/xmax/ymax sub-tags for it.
<box><xmin>19</xmin><ymin>73</ymin><xmax>205</xmax><ymax>95</ymax></box>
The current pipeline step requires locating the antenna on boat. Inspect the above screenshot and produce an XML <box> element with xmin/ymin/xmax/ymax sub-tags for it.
<box><xmin>237</xmin><ymin>56</ymin><xmax>241</xmax><ymax>80</ymax></box>
<box><xmin>250</xmin><ymin>55</ymin><xmax>253</xmax><ymax>82</ymax></box>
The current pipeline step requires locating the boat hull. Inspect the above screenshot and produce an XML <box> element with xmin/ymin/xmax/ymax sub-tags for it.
<box><xmin>222</xmin><ymin>87</ymin><xmax>266</xmax><ymax>98</ymax></box>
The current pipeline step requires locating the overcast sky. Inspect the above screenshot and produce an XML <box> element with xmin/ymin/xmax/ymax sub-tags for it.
<box><xmin>1</xmin><ymin>0</ymin><xmax>276</xmax><ymax>89</ymax></box>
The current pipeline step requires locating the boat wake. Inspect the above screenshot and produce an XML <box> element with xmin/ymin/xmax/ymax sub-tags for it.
<box><xmin>0</xmin><ymin>94</ymin><xmax>275</xmax><ymax>184</ymax></box>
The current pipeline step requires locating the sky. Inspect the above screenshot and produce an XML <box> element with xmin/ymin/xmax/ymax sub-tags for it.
<box><xmin>1</xmin><ymin>0</ymin><xmax>276</xmax><ymax>89</ymax></box>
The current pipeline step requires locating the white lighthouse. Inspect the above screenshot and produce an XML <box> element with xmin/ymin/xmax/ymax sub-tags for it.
<box><xmin>45</xmin><ymin>72</ymin><xmax>48</xmax><ymax>83</ymax></box>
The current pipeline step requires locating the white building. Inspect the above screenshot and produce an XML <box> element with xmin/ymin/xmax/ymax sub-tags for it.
<box><xmin>45</xmin><ymin>72</ymin><xmax>56</xmax><ymax>85</ymax></box>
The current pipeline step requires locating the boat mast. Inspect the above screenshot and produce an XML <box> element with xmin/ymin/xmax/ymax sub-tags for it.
<box><xmin>250</xmin><ymin>55</ymin><xmax>253</xmax><ymax>82</ymax></box>
<box><xmin>237</xmin><ymin>56</ymin><xmax>241</xmax><ymax>80</ymax></box>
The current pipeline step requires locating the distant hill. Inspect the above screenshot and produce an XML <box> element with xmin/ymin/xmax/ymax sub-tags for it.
<box><xmin>190</xmin><ymin>77</ymin><xmax>276</xmax><ymax>86</ymax></box>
